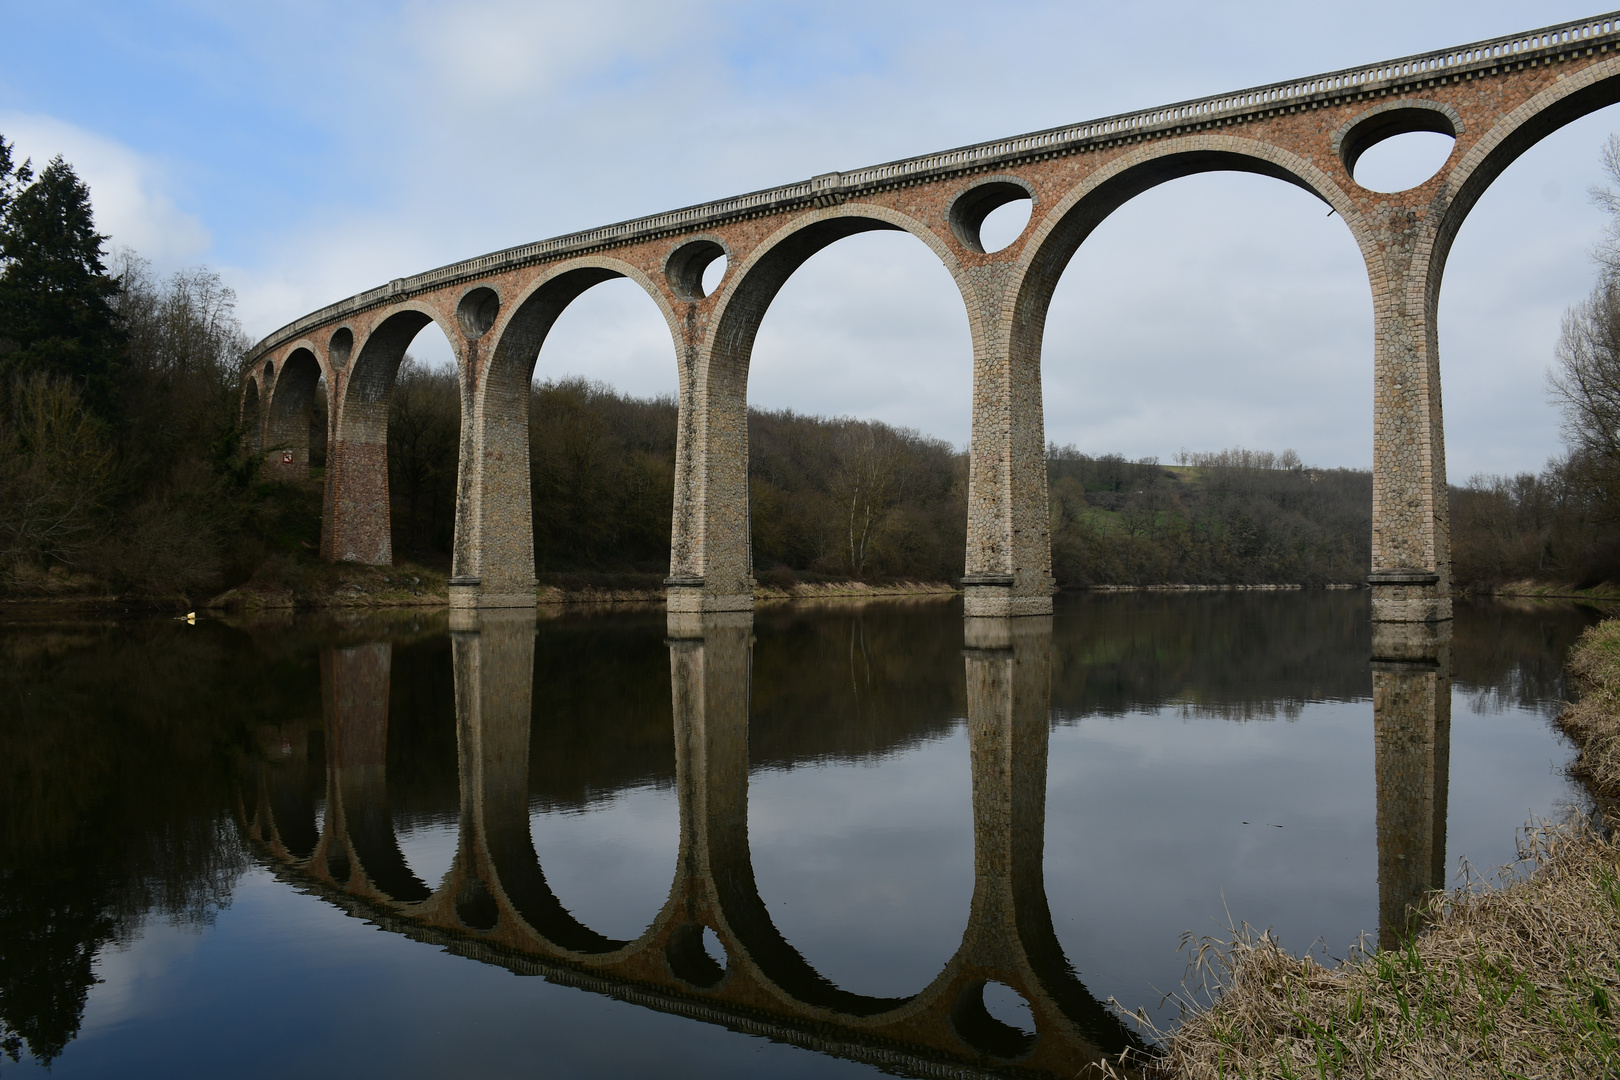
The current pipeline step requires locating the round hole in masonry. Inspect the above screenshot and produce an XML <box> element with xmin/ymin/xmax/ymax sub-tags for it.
<box><xmin>977</xmin><ymin>199</ymin><xmax>1033</xmax><ymax>253</ymax></box>
<box><xmin>455</xmin><ymin>875</ymin><xmax>499</xmax><ymax>932</ymax></box>
<box><xmin>456</xmin><ymin>286</ymin><xmax>500</xmax><ymax>339</ymax></box>
<box><xmin>701</xmin><ymin>253</ymin><xmax>729</xmax><ymax>296</ymax></box>
<box><xmin>328</xmin><ymin>327</ymin><xmax>353</xmax><ymax>369</ymax></box>
<box><xmin>951</xmin><ymin>979</ymin><xmax>1037</xmax><ymax>1059</ymax></box>
<box><xmin>948</xmin><ymin>180</ymin><xmax>1035</xmax><ymax>254</ymax></box>
<box><xmin>1351</xmin><ymin>131</ymin><xmax>1455</xmax><ymax>192</ymax></box>
<box><xmin>665</xmin><ymin>239</ymin><xmax>728</xmax><ymax>302</ymax></box>
<box><xmin>1340</xmin><ymin>105</ymin><xmax>1458</xmax><ymax>194</ymax></box>
<box><xmin>666</xmin><ymin>922</ymin><xmax>728</xmax><ymax>988</ymax></box>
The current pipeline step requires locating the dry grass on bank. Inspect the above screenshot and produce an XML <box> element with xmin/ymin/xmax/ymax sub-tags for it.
<box><xmin>1130</xmin><ymin>823</ymin><xmax>1620</xmax><ymax>1079</ymax></box>
<box><xmin>205</xmin><ymin>557</ymin><xmax>448</xmax><ymax>610</ymax></box>
<box><xmin>1564</xmin><ymin>620</ymin><xmax>1620</xmax><ymax>796</ymax></box>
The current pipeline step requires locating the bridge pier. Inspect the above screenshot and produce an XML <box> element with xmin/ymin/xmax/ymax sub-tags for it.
<box><xmin>1365</xmin><ymin>227</ymin><xmax>1452</xmax><ymax>625</ymax></box>
<box><xmin>963</xmin><ymin>317</ymin><xmax>1054</xmax><ymax>618</ymax></box>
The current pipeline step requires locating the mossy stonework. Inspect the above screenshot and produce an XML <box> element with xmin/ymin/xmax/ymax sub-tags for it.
<box><xmin>243</xmin><ymin>14</ymin><xmax>1620</xmax><ymax>619</ymax></box>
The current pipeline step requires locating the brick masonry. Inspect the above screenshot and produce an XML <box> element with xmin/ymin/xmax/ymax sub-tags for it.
<box><xmin>243</xmin><ymin>14</ymin><xmax>1620</xmax><ymax>619</ymax></box>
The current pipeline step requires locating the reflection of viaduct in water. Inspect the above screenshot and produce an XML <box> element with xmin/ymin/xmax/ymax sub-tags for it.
<box><xmin>247</xmin><ymin>612</ymin><xmax>1147</xmax><ymax>1077</ymax></box>
<box><xmin>1371</xmin><ymin>622</ymin><xmax>1452</xmax><ymax>950</ymax></box>
<box><xmin>244</xmin><ymin>614</ymin><xmax>1458</xmax><ymax>1075</ymax></box>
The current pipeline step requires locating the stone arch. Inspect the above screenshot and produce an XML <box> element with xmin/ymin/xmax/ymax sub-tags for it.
<box><xmin>324</xmin><ymin>303</ymin><xmax>459</xmax><ymax>565</ymax></box>
<box><xmin>240</xmin><ymin>377</ymin><xmax>263</xmax><ymax>452</ymax></box>
<box><xmin>956</xmin><ymin>135</ymin><xmax>1367</xmax><ymax>615</ymax></box>
<box><xmin>1433</xmin><ymin>57</ymin><xmax>1620</xmax><ymax>297</ymax></box>
<box><xmin>452</xmin><ymin>258</ymin><xmax>682</xmax><ymax>607</ymax></box>
<box><xmin>673</xmin><ymin>204</ymin><xmax>973</xmax><ymax>611</ymax></box>
<box><xmin>264</xmin><ymin>347</ymin><xmax>322</xmax><ymax>481</ymax></box>
<box><xmin>1012</xmin><ymin>134</ymin><xmax>1369</xmax><ymax>343</ymax></box>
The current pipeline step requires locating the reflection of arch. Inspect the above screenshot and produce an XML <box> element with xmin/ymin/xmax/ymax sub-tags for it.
<box><xmin>452</xmin><ymin>259</ymin><xmax>681</xmax><ymax>609</ymax></box>
<box><xmin>671</xmin><ymin>206</ymin><xmax>971</xmax><ymax>614</ymax></box>
<box><xmin>673</xmin><ymin>616</ymin><xmax>914</xmax><ymax>1015</ymax></box>
<box><xmin>324</xmin><ymin>303</ymin><xmax>459</xmax><ymax>564</ymax></box>
<box><xmin>264</xmin><ymin>347</ymin><xmax>322</xmax><ymax>481</ymax></box>
<box><xmin>320</xmin><ymin>643</ymin><xmax>432</xmax><ymax>903</ymax></box>
<box><xmin>450</xmin><ymin>608</ymin><xmax>677</xmax><ymax>953</ymax></box>
<box><xmin>673</xmin><ymin>612</ymin><xmax>1143</xmax><ymax>1067</ymax></box>
<box><xmin>247</xmin><ymin>610</ymin><xmax>1145</xmax><ymax>1076</ymax></box>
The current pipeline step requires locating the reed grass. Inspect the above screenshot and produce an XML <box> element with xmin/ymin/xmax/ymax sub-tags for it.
<box><xmin>1122</xmin><ymin>823</ymin><xmax>1620</xmax><ymax>1079</ymax></box>
<box><xmin>1561</xmin><ymin>619</ymin><xmax>1620</xmax><ymax>795</ymax></box>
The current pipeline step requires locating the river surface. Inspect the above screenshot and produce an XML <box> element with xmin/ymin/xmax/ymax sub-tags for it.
<box><xmin>0</xmin><ymin>592</ymin><xmax>1603</xmax><ymax>1077</ymax></box>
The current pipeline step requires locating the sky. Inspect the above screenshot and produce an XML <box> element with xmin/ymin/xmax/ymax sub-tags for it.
<box><xmin>0</xmin><ymin>0</ymin><xmax>1614</xmax><ymax>476</ymax></box>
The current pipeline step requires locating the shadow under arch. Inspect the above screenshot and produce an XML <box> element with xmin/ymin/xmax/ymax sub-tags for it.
<box><xmin>1012</xmin><ymin>136</ymin><xmax>1367</xmax><ymax>344</ymax></box>
<box><xmin>326</xmin><ymin>303</ymin><xmax>459</xmax><ymax>565</ymax></box>
<box><xmin>678</xmin><ymin>206</ymin><xmax>973</xmax><ymax>605</ymax></box>
<box><xmin>452</xmin><ymin>259</ymin><xmax>681</xmax><ymax>603</ymax></box>
<box><xmin>241</xmin><ymin>377</ymin><xmax>262</xmax><ymax>452</ymax></box>
<box><xmin>1431</xmin><ymin>56</ymin><xmax>1620</xmax><ymax>301</ymax></box>
<box><xmin>265</xmin><ymin>347</ymin><xmax>322</xmax><ymax>479</ymax></box>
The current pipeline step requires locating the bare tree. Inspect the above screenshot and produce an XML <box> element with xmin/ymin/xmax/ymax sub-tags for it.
<box><xmin>829</xmin><ymin>421</ymin><xmax>911</xmax><ymax>578</ymax></box>
<box><xmin>1549</xmin><ymin>282</ymin><xmax>1620</xmax><ymax>508</ymax></box>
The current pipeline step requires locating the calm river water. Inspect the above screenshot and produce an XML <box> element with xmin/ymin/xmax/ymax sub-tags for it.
<box><xmin>0</xmin><ymin>593</ymin><xmax>1603</xmax><ymax>1077</ymax></box>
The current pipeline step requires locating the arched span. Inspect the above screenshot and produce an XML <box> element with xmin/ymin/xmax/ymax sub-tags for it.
<box><xmin>673</xmin><ymin>205</ymin><xmax>972</xmax><ymax>605</ymax></box>
<box><xmin>452</xmin><ymin>259</ymin><xmax>682</xmax><ymax>602</ymax></box>
<box><xmin>265</xmin><ymin>347</ymin><xmax>321</xmax><ymax>463</ymax></box>
<box><xmin>325</xmin><ymin>304</ymin><xmax>458</xmax><ymax>565</ymax></box>
<box><xmin>1433</xmin><ymin>55</ymin><xmax>1620</xmax><ymax>291</ymax></box>
<box><xmin>488</xmin><ymin>256</ymin><xmax>682</xmax><ymax>392</ymax></box>
<box><xmin>708</xmin><ymin>204</ymin><xmax>973</xmax><ymax>387</ymax></box>
<box><xmin>1011</xmin><ymin>134</ymin><xmax>1370</xmax><ymax>340</ymax></box>
<box><xmin>341</xmin><ymin>303</ymin><xmax>458</xmax><ymax>443</ymax></box>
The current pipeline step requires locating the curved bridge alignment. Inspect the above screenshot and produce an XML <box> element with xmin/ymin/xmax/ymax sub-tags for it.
<box><xmin>244</xmin><ymin>13</ymin><xmax>1620</xmax><ymax>619</ymax></box>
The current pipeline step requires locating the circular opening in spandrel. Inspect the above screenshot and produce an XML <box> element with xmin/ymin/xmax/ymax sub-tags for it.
<box><xmin>665</xmin><ymin>239</ymin><xmax>728</xmax><ymax>302</ymax></box>
<box><xmin>952</xmin><ymin>979</ymin><xmax>1037</xmax><ymax>1059</ymax></box>
<box><xmin>456</xmin><ymin>286</ymin><xmax>500</xmax><ymax>339</ymax></box>
<box><xmin>948</xmin><ymin>180</ymin><xmax>1034</xmax><ymax>254</ymax></box>
<box><xmin>1341</xmin><ymin>106</ymin><xmax>1458</xmax><ymax>194</ymax></box>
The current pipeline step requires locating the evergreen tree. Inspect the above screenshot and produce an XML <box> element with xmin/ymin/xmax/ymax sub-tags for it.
<box><xmin>0</xmin><ymin>149</ymin><xmax>124</xmax><ymax>416</ymax></box>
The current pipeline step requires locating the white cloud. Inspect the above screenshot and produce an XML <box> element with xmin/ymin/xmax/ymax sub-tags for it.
<box><xmin>0</xmin><ymin>112</ymin><xmax>211</xmax><ymax>267</ymax></box>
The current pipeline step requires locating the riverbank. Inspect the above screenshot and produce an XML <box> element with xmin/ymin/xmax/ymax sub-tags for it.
<box><xmin>1467</xmin><ymin>578</ymin><xmax>1620</xmax><ymax>604</ymax></box>
<box><xmin>1131</xmin><ymin>620</ymin><xmax>1620</xmax><ymax>1080</ymax></box>
<box><xmin>195</xmin><ymin>562</ymin><xmax>959</xmax><ymax>611</ymax></box>
<box><xmin>1133</xmin><ymin>821</ymin><xmax>1620</xmax><ymax>1079</ymax></box>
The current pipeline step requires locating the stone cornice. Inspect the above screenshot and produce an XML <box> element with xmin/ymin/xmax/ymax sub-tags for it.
<box><xmin>248</xmin><ymin>10</ymin><xmax>1620</xmax><ymax>362</ymax></box>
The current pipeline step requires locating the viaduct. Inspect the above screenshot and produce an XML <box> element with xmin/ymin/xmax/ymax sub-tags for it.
<box><xmin>242</xmin><ymin>13</ymin><xmax>1620</xmax><ymax>621</ymax></box>
<box><xmin>243</xmin><ymin>610</ymin><xmax>1451</xmax><ymax>1079</ymax></box>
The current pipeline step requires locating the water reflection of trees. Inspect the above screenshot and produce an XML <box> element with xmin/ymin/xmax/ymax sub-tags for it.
<box><xmin>0</xmin><ymin>623</ymin><xmax>277</xmax><ymax>1064</ymax></box>
<box><xmin>1451</xmin><ymin>598</ymin><xmax>1608</xmax><ymax>716</ymax></box>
